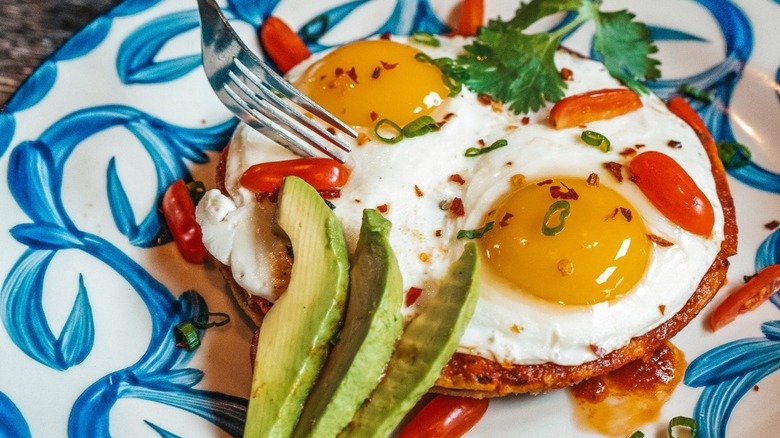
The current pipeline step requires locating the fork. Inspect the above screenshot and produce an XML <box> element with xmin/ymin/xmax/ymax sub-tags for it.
<box><xmin>196</xmin><ymin>0</ymin><xmax>356</xmax><ymax>163</ymax></box>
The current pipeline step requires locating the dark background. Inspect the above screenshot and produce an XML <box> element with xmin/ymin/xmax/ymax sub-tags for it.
<box><xmin>0</xmin><ymin>0</ymin><xmax>121</xmax><ymax>105</ymax></box>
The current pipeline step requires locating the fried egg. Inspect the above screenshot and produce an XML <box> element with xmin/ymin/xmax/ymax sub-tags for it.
<box><xmin>196</xmin><ymin>36</ymin><xmax>725</xmax><ymax>366</ymax></box>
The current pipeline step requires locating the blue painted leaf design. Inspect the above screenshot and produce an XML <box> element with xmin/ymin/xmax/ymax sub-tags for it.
<box><xmin>146</xmin><ymin>368</ymin><xmax>206</xmax><ymax>388</ymax></box>
<box><xmin>10</xmin><ymin>223</ymin><xmax>86</xmax><ymax>251</ymax></box>
<box><xmin>685</xmin><ymin>338</ymin><xmax>780</xmax><ymax>386</ymax></box>
<box><xmin>144</xmin><ymin>421</ymin><xmax>182</xmax><ymax>438</ymax></box>
<box><xmin>648</xmin><ymin>25</ymin><xmax>708</xmax><ymax>43</ymax></box>
<box><xmin>762</xmin><ymin>320</ymin><xmax>780</xmax><ymax>340</ymax></box>
<box><xmin>376</xmin><ymin>0</ymin><xmax>449</xmax><ymax>36</ymax></box>
<box><xmin>0</xmin><ymin>112</ymin><xmax>16</xmax><ymax>158</ymax></box>
<box><xmin>754</xmin><ymin>229</ymin><xmax>780</xmax><ymax>308</ymax></box>
<box><xmin>728</xmin><ymin>162</ymin><xmax>780</xmax><ymax>194</ymax></box>
<box><xmin>0</xmin><ymin>392</ymin><xmax>31</xmax><ymax>438</ymax></box>
<box><xmin>228</xmin><ymin>0</ymin><xmax>279</xmax><ymax>26</ymax></box>
<box><xmin>106</xmin><ymin>157</ymin><xmax>137</xmax><ymax>238</ymax></box>
<box><xmin>4</xmin><ymin>61</ymin><xmax>57</xmax><ymax>112</ymax></box>
<box><xmin>299</xmin><ymin>0</ymin><xmax>371</xmax><ymax>52</ymax></box>
<box><xmin>59</xmin><ymin>275</ymin><xmax>96</xmax><ymax>366</ymax></box>
<box><xmin>116</xmin><ymin>10</ymin><xmax>202</xmax><ymax>84</ymax></box>
<box><xmin>54</xmin><ymin>17</ymin><xmax>112</xmax><ymax>61</ymax></box>
<box><xmin>110</xmin><ymin>0</ymin><xmax>165</xmax><ymax>17</ymax></box>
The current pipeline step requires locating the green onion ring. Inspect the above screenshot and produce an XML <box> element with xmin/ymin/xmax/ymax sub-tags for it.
<box><xmin>581</xmin><ymin>130</ymin><xmax>611</xmax><ymax>152</ymax></box>
<box><xmin>174</xmin><ymin>322</ymin><xmax>201</xmax><ymax>351</ymax></box>
<box><xmin>192</xmin><ymin>312</ymin><xmax>231</xmax><ymax>329</ymax></box>
<box><xmin>465</xmin><ymin>139</ymin><xmax>509</xmax><ymax>157</ymax></box>
<box><xmin>374</xmin><ymin>119</ymin><xmax>404</xmax><ymax>144</ymax></box>
<box><xmin>628</xmin><ymin>432</ymin><xmax>645</xmax><ymax>438</ymax></box>
<box><xmin>411</xmin><ymin>32</ymin><xmax>441</xmax><ymax>47</ymax></box>
<box><xmin>403</xmin><ymin>116</ymin><xmax>440</xmax><ymax>138</ymax></box>
<box><xmin>668</xmin><ymin>416</ymin><xmax>698</xmax><ymax>438</ymax></box>
<box><xmin>457</xmin><ymin>221</ymin><xmax>495</xmax><ymax>239</ymax></box>
<box><xmin>541</xmin><ymin>200</ymin><xmax>571</xmax><ymax>236</ymax></box>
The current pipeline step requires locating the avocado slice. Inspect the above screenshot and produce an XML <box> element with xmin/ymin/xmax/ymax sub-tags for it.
<box><xmin>243</xmin><ymin>176</ymin><xmax>349</xmax><ymax>438</ymax></box>
<box><xmin>293</xmin><ymin>208</ymin><xmax>405</xmax><ymax>437</ymax></box>
<box><xmin>341</xmin><ymin>243</ymin><xmax>481</xmax><ymax>437</ymax></box>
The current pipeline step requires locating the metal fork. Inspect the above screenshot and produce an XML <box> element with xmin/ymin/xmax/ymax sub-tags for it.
<box><xmin>196</xmin><ymin>0</ymin><xmax>356</xmax><ymax>163</ymax></box>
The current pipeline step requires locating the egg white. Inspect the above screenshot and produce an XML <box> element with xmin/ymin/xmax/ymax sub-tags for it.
<box><xmin>196</xmin><ymin>36</ymin><xmax>724</xmax><ymax>366</ymax></box>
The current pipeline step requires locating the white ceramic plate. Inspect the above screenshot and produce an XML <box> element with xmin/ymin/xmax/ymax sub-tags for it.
<box><xmin>1</xmin><ymin>0</ymin><xmax>778</xmax><ymax>436</ymax></box>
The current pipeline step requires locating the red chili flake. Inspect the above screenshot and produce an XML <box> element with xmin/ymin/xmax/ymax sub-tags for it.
<box><xmin>381</xmin><ymin>60</ymin><xmax>398</xmax><ymax>69</ymax></box>
<box><xmin>371</xmin><ymin>66</ymin><xmax>381</xmax><ymax>79</ymax></box>
<box><xmin>370</xmin><ymin>111</ymin><xmax>379</xmax><ymax>122</ymax></box>
<box><xmin>477</xmin><ymin>94</ymin><xmax>493</xmax><ymax>105</ymax></box>
<box><xmin>667</xmin><ymin>140</ymin><xmax>682</xmax><ymax>149</ymax></box>
<box><xmin>619</xmin><ymin>207</ymin><xmax>632</xmax><ymax>222</ymax></box>
<box><xmin>376</xmin><ymin>203</ymin><xmax>389</xmax><ymax>213</ymax></box>
<box><xmin>536</xmin><ymin>179</ymin><xmax>553</xmax><ymax>186</ymax></box>
<box><xmin>346</xmin><ymin>67</ymin><xmax>359</xmax><ymax>83</ymax></box>
<box><xmin>765</xmin><ymin>220</ymin><xmax>779</xmax><ymax>230</ymax></box>
<box><xmin>589</xmin><ymin>345</ymin><xmax>607</xmax><ymax>358</ymax></box>
<box><xmin>635</xmin><ymin>144</ymin><xmax>646</xmax><ymax>149</ymax></box>
<box><xmin>449</xmin><ymin>197</ymin><xmax>465</xmax><ymax>217</ymax></box>
<box><xmin>511</xmin><ymin>324</ymin><xmax>522</xmax><ymax>334</ymax></box>
<box><xmin>754</xmin><ymin>385</ymin><xmax>760</xmax><ymax>391</ymax></box>
<box><xmin>521</xmin><ymin>117</ymin><xmax>530</xmax><ymax>125</ymax></box>
<box><xmin>499</xmin><ymin>212</ymin><xmax>514</xmax><ymax>227</ymax></box>
<box><xmin>318</xmin><ymin>189</ymin><xmax>341</xmax><ymax>199</ymax></box>
<box><xmin>505</xmin><ymin>161</ymin><xmax>513</xmax><ymax>166</ymax></box>
<box><xmin>619</xmin><ymin>147</ymin><xmax>637</xmax><ymax>157</ymax></box>
<box><xmin>356</xmin><ymin>132</ymin><xmax>371</xmax><ymax>146</ymax></box>
<box><xmin>405</xmin><ymin>287</ymin><xmax>423</xmax><ymax>306</ymax></box>
<box><xmin>449</xmin><ymin>174</ymin><xmax>466</xmax><ymax>185</ymax></box>
<box><xmin>438</xmin><ymin>112</ymin><xmax>456</xmax><ymax>127</ymax></box>
<box><xmin>560</xmin><ymin>67</ymin><xmax>574</xmax><ymax>81</ymax></box>
<box><xmin>647</xmin><ymin>234</ymin><xmax>674</xmax><ymax>247</ymax></box>
<box><xmin>587</xmin><ymin>172</ymin><xmax>600</xmax><ymax>186</ymax></box>
<box><xmin>434</xmin><ymin>229</ymin><xmax>442</xmax><ymax>237</ymax></box>
<box><xmin>414</xmin><ymin>185</ymin><xmax>424</xmax><ymax>197</ymax></box>
<box><xmin>335</xmin><ymin>67</ymin><xmax>344</xmax><ymax>77</ymax></box>
<box><xmin>604</xmin><ymin>161</ymin><xmax>624</xmax><ymax>182</ymax></box>
<box><xmin>380</xmin><ymin>32</ymin><xmax>391</xmax><ymax>40</ymax></box>
<box><xmin>550</xmin><ymin>183</ymin><xmax>579</xmax><ymax>200</ymax></box>
<box><xmin>477</xmin><ymin>138</ymin><xmax>486</xmax><ymax>146</ymax></box>
<box><xmin>658</xmin><ymin>304</ymin><xmax>666</xmax><ymax>315</ymax></box>
<box><xmin>605</xmin><ymin>208</ymin><xmax>619</xmax><ymax>220</ymax></box>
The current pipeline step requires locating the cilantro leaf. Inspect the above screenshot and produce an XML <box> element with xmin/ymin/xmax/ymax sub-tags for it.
<box><xmin>506</xmin><ymin>0</ymin><xmax>583</xmax><ymax>31</ymax></box>
<box><xmin>592</xmin><ymin>9</ymin><xmax>661</xmax><ymax>87</ymax></box>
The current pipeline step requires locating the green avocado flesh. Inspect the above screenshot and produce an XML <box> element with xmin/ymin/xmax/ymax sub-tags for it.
<box><xmin>243</xmin><ymin>176</ymin><xmax>349</xmax><ymax>438</ymax></box>
<box><xmin>341</xmin><ymin>243</ymin><xmax>481</xmax><ymax>437</ymax></box>
<box><xmin>293</xmin><ymin>208</ymin><xmax>405</xmax><ymax>437</ymax></box>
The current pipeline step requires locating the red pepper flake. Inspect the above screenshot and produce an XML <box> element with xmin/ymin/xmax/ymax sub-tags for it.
<box><xmin>414</xmin><ymin>185</ymin><xmax>424</xmax><ymax>197</ymax></box>
<box><xmin>560</xmin><ymin>67</ymin><xmax>574</xmax><ymax>81</ymax></box>
<box><xmin>635</xmin><ymin>143</ymin><xmax>646</xmax><ymax>149</ymax></box>
<box><xmin>606</xmin><ymin>208</ymin><xmax>619</xmax><ymax>220</ymax></box>
<box><xmin>619</xmin><ymin>147</ymin><xmax>637</xmax><ymax>157</ymax></box>
<box><xmin>477</xmin><ymin>93</ymin><xmax>493</xmax><ymax>105</ymax></box>
<box><xmin>587</xmin><ymin>172</ymin><xmax>600</xmax><ymax>186</ymax></box>
<box><xmin>438</xmin><ymin>112</ymin><xmax>456</xmax><ymax>127</ymax></box>
<box><xmin>619</xmin><ymin>207</ymin><xmax>632</xmax><ymax>222</ymax></box>
<box><xmin>647</xmin><ymin>234</ymin><xmax>674</xmax><ymax>247</ymax></box>
<box><xmin>376</xmin><ymin>203</ymin><xmax>389</xmax><ymax>214</ymax></box>
<box><xmin>335</xmin><ymin>67</ymin><xmax>344</xmax><ymax>77</ymax></box>
<box><xmin>521</xmin><ymin>116</ymin><xmax>530</xmax><ymax>125</ymax></box>
<box><xmin>405</xmin><ymin>287</ymin><xmax>423</xmax><ymax>307</ymax></box>
<box><xmin>754</xmin><ymin>385</ymin><xmax>760</xmax><ymax>391</ymax></box>
<box><xmin>511</xmin><ymin>324</ymin><xmax>522</xmax><ymax>334</ymax></box>
<box><xmin>380</xmin><ymin>60</ymin><xmax>397</xmax><ymax>69</ymax></box>
<box><xmin>477</xmin><ymin>138</ymin><xmax>486</xmax><ymax>146</ymax></box>
<box><xmin>449</xmin><ymin>174</ymin><xmax>466</xmax><ymax>185</ymax></box>
<box><xmin>603</xmin><ymin>161</ymin><xmax>624</xmax><ymax>182</ymax></box>
<box><xmin>499</xmin><ymin>212</ymin><xmax>514</xmax><ymax>227</ymax></box>
<box><xmin>370</xmin><ymin>111</ymin><xmax>379</xmax><ymax>122</ymax></box>
<box><xmin>667</xmin><ymin>139</ymin><xmax>682</xmax><ymax>149</ymax></box>
<box><xmin>434</xmin><ymin>229</ymin><xmax>442</xmax><ymax>237</ymax></box>
<box><xmin>346</xmin><ymin>67</ymin><xmax>359</xmax><ymax>83</ymax></box>
<box><xmin>764</xmin><ymin>220</ymin><xmax>779</xmax><ymax>230</ymax></box>
<box><xmin>550</xmin><ymin>183</ymin><xmax>579</xmax><ymax>200</ymax></box>
<box><xmin>536</xmin><ymin>179</ymin><xmax>553</xmax><ymax>186</ymax></box>
<box><xmin>658</xmin><ymin>304</ymin><xmax>666</xmax><ymax>315</ymax></box>
<box><xmin>449</xmin><ymin>197</ymin><xmax>465</xmax><ymax>217</ymax></box>
<box><xmin>318</xmin><ymin>189</ymin><xmax>341</xmax><ymax>199</ymax></box>
<box><xmin>380</xmin><ymin>32</ymin><xmax>391</xmax><ymax>40</ymax></box>
<box><xmin>589</xmin><ymin>344</ymin><xmax>607</xmax><ymax>358</ymax></box>
<box><xmin>371</xmin><ymin>66</ymin><xmax>381</xmax><ymax>79</ymax></box>
<box><xmin>356</xmin><ymin>132</ymin><xmax>371</xmax><ymax>146</ymax></box>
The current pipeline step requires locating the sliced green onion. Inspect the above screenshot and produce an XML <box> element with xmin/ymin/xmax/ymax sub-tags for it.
<box><xmin>457</xmin><ymin>221</ymin><xmax>495</xmax><ymax>239</ymax></box>
<box><xmin>415</xmin><ymin>53</ymin><xmax>465</xmax><ymax>97</ymax></box>
<box><xmin>403</xmin><ymin>115</ymin><xmax>440</xmax><ymax>138</ymax></box>
<box><xmin>187</xmin><ymin>180</ymin><xmax>206</xmax><ymax>206</ymax></box>
<box><xmin>581</xmin><ymin>130</ymin><xmax>611</xmax><ymax>152</ymax></box>
<box><xmin>680</xmin><ymin>84</ymin><xmax>713</xmax><ymax>104</ymax></box>
<box><xmin>411</xmin><ymin>32</ymin><xmax>440</xmax><ymax>47</ymax></box>
<box><xmin>542</xmin><ymin>200</ymin><xmax>571</xmax><ymax>236</ymax></box>
<box><xmin>374</xmin><ymin>119</ymin><xmax>404</xmax><ymax>144</ymax></box>
<box><xmin>716</xmin><ymin>141</ymin><xmax>752</xmax><ymax>168</ymax></box>
<box><xmin>628</xmin><ymin>432</ymin><xmax>644</xmax><ymax>438</ymax></box>
<box><xmin>300</xmin><ymin>14</ymin><xmax>329</xmax><ymax>42</ymax></box>
<box><xmin>668</xmin><ymin>416</ymin><xmax>698</xmax><ymax>438</ymax></box>
<box><xmin>174</xmin><ymin>322</ymin><xmax>201</xmax><ymax>351</ymax></box>
<box><xmin>465</xmin><ymin>139</ymin><xmax>509</xmax><ymax>157</ymax></box>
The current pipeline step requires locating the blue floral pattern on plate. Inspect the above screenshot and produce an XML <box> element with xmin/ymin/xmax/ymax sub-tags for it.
<box><xmin>1</xmin><ymin>0</ymin><xmax>777</xmax><ymax>436</ymax></box>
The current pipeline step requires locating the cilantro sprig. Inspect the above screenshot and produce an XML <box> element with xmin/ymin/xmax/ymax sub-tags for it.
<box><xmin>453</xmin><ymin>0</ymin><xmax>660</xmax><ymax>114</ymax></box>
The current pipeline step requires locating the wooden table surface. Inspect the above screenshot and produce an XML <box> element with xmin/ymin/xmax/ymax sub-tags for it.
<box><xmin>0</xmin><ymin>0</ymin><xmax>121</xmax><ymax>106</ymax></box>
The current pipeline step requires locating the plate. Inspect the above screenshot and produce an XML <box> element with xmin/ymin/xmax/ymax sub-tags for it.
<box><xmin>1</xmin><ymin>0</ymin><xmax>778</xmax><ymax>436</ymax></box>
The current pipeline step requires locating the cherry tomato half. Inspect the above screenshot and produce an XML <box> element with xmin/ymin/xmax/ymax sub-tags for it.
<box><xmin>629</xmin><ymin>151</ymin><xmax>715</xmax><ymax>236</ymax></box>
<box><xmin>397</xmin><ymin>395</ymin><xmax>489</xmax><ymax>438</ymax></box>
<box><xmin>259</xmin><ymin>16</ymin><xmax>311</xmax><ymax>73</ymax></box>
<box><xmin>456</xmin><ymin>0</ymin><xmax>484</xmax><ymax>36</ymax></box>
<box><xmin>710</xmin><ymin>264</ymin><xmax>780</xmax><ymax>331</ymax></box>
<box><xmin>239</xmin><ymin>157</ymin><xmax>351</xmax><ymax>194</ymax></box>
<box><xmin>162</xmin><ymin>179</ymin><xmax>207</xmax><ymax>264</ymax></box>
<box><xmin>549</xmin><ymin>88</ymin><xmax>642</xmax><ymax>129</ymax></box>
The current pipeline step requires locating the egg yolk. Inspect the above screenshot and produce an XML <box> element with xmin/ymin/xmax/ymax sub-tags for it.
<box><xmin>481</xmin><ymin>178</ymin><xmax>651</xmax><ymax>305</ymax></box>
<box><xmin>294</xmin><ymin>39</ymin><xmax>449</xmax><ymax>128</ymax></box>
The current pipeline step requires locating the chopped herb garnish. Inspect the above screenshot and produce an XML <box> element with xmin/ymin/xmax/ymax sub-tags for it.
<box><xmin>679</xmin><ymin>83</ymin><xmax>713</xmax><ymax>103</ymax></box>
<box><xmin>629</xmin><ymin>431</ymin><xmax>644</xmax><ymax>438</ymax></box>
<box><xmin>465</xmin><ymin>139</ymin><xmax>509</xmax><ymax>156</ymax></box>
<box><xmin>581</xmin><ymin>130</ymin><xmax>611</xmax><ymax>152</ymax></box>
<box><xmin>174</xmin><ymin>311</ymin><xmax>231</xmax><ymax>351</ymax></box>
<box><xmin>403</xmin><ymin>115</ymin><xmax>440</xmax><ymax>138</ymax></box>
<box><xmin>542</xmin><ymin>200</ymin><xmax>571</xmax><ymax>236</ymax></box>
<box><xmin>668</xmin><ymin>416</ymin><xmax>698</xmax><ymax>438</ymax></box>
<box><xmin>716</xmin><ymin>140</ymin><xmax>752</xmax><ymax>168</ymax></box>
<box><xmin>415</xmin><ymin>53</ymin><xmax>468</xmax><ymax>97</ymax></box>
<box><xmin>374</xmin><ymin>119</ymin><xmax>404</xmax><ymax>143</ymax></box>
<box><xmin>457</xmin><ymin>221</ymin><xmax>495</xmax><ymax>239</ymax></box>
<box><xmin>411</xmin><ymin>32</ymin><xmax>441</xmax><ymax>47</ymax></box>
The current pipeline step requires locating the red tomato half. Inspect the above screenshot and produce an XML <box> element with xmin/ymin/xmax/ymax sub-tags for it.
<box><xmin>629</xmin><ymin>151</ymin><xmax>715</xmax><ymax>236</ymax></box>
<box><xmin>162</xmin><ymin>179</ymin><xmax>207</xmax><ymax>264</ymax></box>
<box><xmin>240</xmin><ymin>158</ymin><xmax>351</xmax><ymax>194</ymax></box>
<box><xmin>397</xmin><ymin>395</ymin><xmax>489</xmax><ymax>438</ymax></box>
<box><xmin>548</xmin><ymin>88</ymin><xmax>642</xmax><ymax>129</ymax></box>
<box><xmin>710</xmin><ymin>264</ymin><xmax>780</xmax><ymax>331</ymax></box>
<box><xmin>259</xmin><ymin>16</ymin><xmax>311</xmax><ymax>73</ymax></box>
<box><xmin>456</xmin><ymin>0</ymin><xmax>484</xmax><ymax>36</ymax></box>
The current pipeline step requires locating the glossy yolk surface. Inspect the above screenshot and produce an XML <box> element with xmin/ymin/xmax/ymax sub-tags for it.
<box><xmin>481</xmin><ymin>178</ymin><xmax>651</xmax><ymax>305</ymax></box>
<box><xmin>294</xmin><ymin>39</ymin><xmax>449</xmax><ymax>128</ymax></box>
